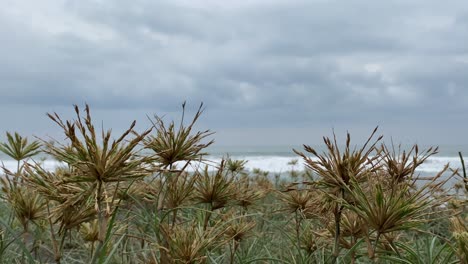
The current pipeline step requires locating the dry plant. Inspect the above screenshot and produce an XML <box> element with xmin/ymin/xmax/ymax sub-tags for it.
<box><xmin>331</xmin><ymin>143</ymin><xmax>452</xmax><ymax>261</ymax></box>
<box><xmin>23</xmin><ymin>164</ymin><xmax>97</xmax><ymax>233</ymax></box>
<box><xmin>381</xmin><ymin>143</ymin><xmax>438</xmax><ymax>183</ymax></box>
<box><xmin>0</xmin><ymin>179</ymin><xmax>45</xmax><ymax>233</ymax></box>
<box><xmin>278</xmin><ymin>184</ymin><xmax>323</xmax><ymax>260</ymax></box>
<box><xmin>326</xmin><ymin>209</ymin><xmax>367</xmax><ymax>263</ymax></box>
<box><xmin>278</xmin><ymin>186</ymin><xmax>317</xmax><ymax>217</ymax></box>
<box><xmin>0</xmin><ymin>132</ymin><xmax>44</xmax><ymax>262</ymax></box>
<box><xmin>144</xmin><ymin>102</ymin><xmax>214</xmax><ymax>169</ymax></box>
<box><xmin>194</xmin><ymin>160</ymin><xmax>235</xmax><ymax>210</ymax></box>
<box><xmin>344</xmin><ymin>169</ymin><xmax>451</xmax><ymax>259</ymax></box>
<box><xmin>0</xmin><ymin>132</ymin><xmax>41</xmax><ymax>182</ymax></box>
<box><xmin>294</xmin><ymin>127</ymin><xmax>382</xmax><ymax>260</ymax></box>
<box><xmin>41</xmin><ymin>104</ymin><xmax>153</xmax><ymax>260</ymax></box>
<box><xmin>233</xmin><ymin>174</ymin><xmax>266</xmax><ymax>212</ymax></box>
<box><xmin>162</xmin><ymin>171</ymin><xmax>198</xmax><ymax>211</ymax></box>
<box><xmin>222</xmin><ymin>211</ymin><xmax>256</xmax><ymax>243</ymax></box>
<box><xmin>300</xmin><ymin>222</ymin><xmax>328</xmax><ymax>257</ymax></box>
<box><xmin>0</xmin><ymin>105</ymin><xmax>462</xmax><ymax>263</ymax></box>
<box><xmin>155</xmin><ymin>170</ymin><xmax>199</xmax><ymax>229</ymax></box>
<box><xmin>194</xmin><ymin>160</ymin><xmax>236</xmax><ymax>230</ymax></box>
<box><xmin>451</xmin><ymin>153</ymin><xmax>468</xmax><ymax>264</ymax></box>
<box><xmin>451</xmin><ymin>216</ymin><xmax>468</xmax><ymax>264</ymax></box>
<box><xmin>80</xmin><ymin>219</ymin><xmax>100</xmax><ymax>256</ymax></box>
<box><xmin>139</xmin><ymin>103</ymin><xmax>216</xmax><ymax>263</ymax></box>
<box><xmin>226</xmin><ymin>158</ymin><xmax>248</xmax><ymax>177</ymax></box>
<box><xmin>221</xmin><ymin>210</ymin><xmax>257</xmax><ymax>264</ymax></box>
<box><xmin>160</xmin><ymin>220</ymin><xmax>226</xmax><ymax>264</ymax></box>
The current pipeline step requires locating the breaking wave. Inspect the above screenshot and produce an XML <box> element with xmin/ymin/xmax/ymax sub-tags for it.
<box><xmin>0</xmin><ymin>156</ymin><xmax>462</xmax><ymax>174</ymax></box>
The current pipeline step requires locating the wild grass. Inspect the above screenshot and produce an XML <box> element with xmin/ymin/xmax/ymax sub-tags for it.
<box><xmin>0</xmin><ymin>103</ymin><xmax>466</xmax><ymax>264</ymax></box>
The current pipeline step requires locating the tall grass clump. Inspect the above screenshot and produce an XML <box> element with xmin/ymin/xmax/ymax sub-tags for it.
<box><xmin>0</xmin><ymin>104</ymin><xmax>464</xmax><ymax>263</ymax></box>
<box><xmin>293</xmin><ymin>127</ymin><xmax>382</xmax><ymax>262</ymax></box>
<box><xmin>292</xmin><ymin>128</ymin><xmax>459</xmax><ymax>263</ymax></box>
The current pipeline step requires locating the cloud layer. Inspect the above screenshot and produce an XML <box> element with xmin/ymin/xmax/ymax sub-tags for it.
<box><xmin>1</xmin><ymin>0</ymin><xmax>468</xmax><ymax>145</ymax></box>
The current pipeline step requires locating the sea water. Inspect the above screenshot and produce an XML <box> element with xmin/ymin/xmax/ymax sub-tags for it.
<box><xmin>205</xmin><ymin>145</ymin><xmax>468</xmax><ymax>174</ymax></box>
<box><xmin>1</xmin><ymin>145</ymin><xmax>467</xmax><ymax>177</ymax></box>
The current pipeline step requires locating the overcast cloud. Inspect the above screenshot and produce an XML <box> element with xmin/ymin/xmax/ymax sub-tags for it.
<box><xmin>1</xmin><ymin>0</ymin><xmax>468</xmax><ymax>146</ymax></box>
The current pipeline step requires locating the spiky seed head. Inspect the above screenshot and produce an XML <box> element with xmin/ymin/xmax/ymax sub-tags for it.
<box><xmin>222</xmin><ymin>211</ymin><xmax>256</xmax><ymax>242</ymax></box>
<box><xmin>80</xmin><ymin>220</ymin><xmax>100</xmax><ymax>243</ymax></box>
<box><xmin>294</xmin><ymin>127</ymin><xmax>382</xmax><ymax>192</ymax></box>
<box><xmin>193</xmin><ymin>161</ymin><xmax>235</xmax><ymax>210</ymax></box>
<box><xmin>233</xmin><ymin>176</ymin><xmax>266</xmax><ymax>209</ymax></box>
<box><xmin>0</xmin><ymin>132</ymin><xmax>42</xmax><ymax>162</ymax></box>
<box><xmin>226</xmin><ymin>158</ymin><xmax>247</xmax><ymax>175</ymax></box>
<box><xmin>451</xmin><ymin>217</ymin><xmax>468</xmax><ymax>263</ymax></box>
<box><xmin>2</xmin><ymin>185</ymin><xmax>46</xmax><ymax>231</ymax></box>
<box><xmin>144</xmin><ymin>102</ymin><xmax>214</xmax><ymax>168</ymax></box>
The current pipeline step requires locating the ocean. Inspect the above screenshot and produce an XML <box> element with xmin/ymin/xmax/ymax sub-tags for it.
<box><xmin>205</xmin><ymin>145</ymin><xmax>468</xmax><ymax>174</ymax></box>
<box><xmin>2</xmin><ymin>144</ymin><xmax>466</xmax><ymax>177</ymax></box>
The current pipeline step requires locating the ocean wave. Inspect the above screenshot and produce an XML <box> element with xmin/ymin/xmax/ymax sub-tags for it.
<box><xmin>0</xmin><ymin>156</ymin><xmax>463</xmax><ymax>174</ymax></box>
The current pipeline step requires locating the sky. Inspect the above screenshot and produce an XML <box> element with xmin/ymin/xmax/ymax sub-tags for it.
<box><xmin>1</xmin><ymin>0</ymin><xmax>468</xmax><ymax>147</ymax></box>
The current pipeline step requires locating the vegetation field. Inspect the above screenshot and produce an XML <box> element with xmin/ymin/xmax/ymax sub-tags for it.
<box><xmin>0</xmin><ymin>104</ymin><xmax>466</xmax><ymax>263</ymax></box>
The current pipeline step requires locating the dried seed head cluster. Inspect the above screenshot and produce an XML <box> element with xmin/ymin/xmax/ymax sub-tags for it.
<box><xmin>1</xmin><ymin>182</ymin><xmax>45</xmax><ymax>231</ymax></box>
<box><xmin>381</xmin><ymin>144</ymin><xmax>438</xmax><ymax>183</ymax></box>
<box><xmin>0</xmin><ymin>132</ymin><xmax>41</xmax><ymax>162</ymax></box>
<box><xmin>222</xmin><ymin>211</ymin><xmax>256</xmax><ymax>242</ymax></box>
<box><xmin>451</xmin><ymin>217</ymin><xmax>468</xmax><ymax>263</ymax></box>
<box><xmin>292</xmin><ymin>127</ymin><xmax>454</xmax><ymax>260</ymax></box>
<box><xmin>193</xmin><ymin>161</ymin><xmax>236</xmax><ymax>210</ymax></box>
<box><xmin>294</xmin><ymin>127</ymin><xmax>382</xmax><ymax>192</ymax></box>
<box><xmin>226</xmin><ymin>158</ymin><xmax>248</xmax><ymax>176</ymax></box>
<box><xmin>80</xmin><ymin>220</ymin><xmax>100</xmax><ymax>243</ymax></box>
<box><xmin>0</xmin><ymin>106</ymin><xmax>462</xmax><ymax>263</ymax></box>
<box><xmin>278</xmin><ymin>187</ymin><xmax>317</xmax><ymax>216</ymax></box>
<box><xmin>233</xmin><ymin>175</ymin><xmax>266</xmax><ymax>210</ymax></box>
<box><xmin>45</xmin><ymin>104</ymin><xmax>153</xmax><ymax>184</ymax></box>
<box><xmin>160</xmin><ymin>221</ymin><xmax>225</xmax><ymax>264</ymax></box>
<box><xmin>144</xmin><ymin>102</ymin><xmax>214</xmax><ymax>168</ymax></box>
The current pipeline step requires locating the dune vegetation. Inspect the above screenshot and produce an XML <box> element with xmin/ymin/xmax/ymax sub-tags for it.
<box><xmin>0</xmin><ymin>104</ymin><xmax>466</xmax><ymax>264</ymax></box>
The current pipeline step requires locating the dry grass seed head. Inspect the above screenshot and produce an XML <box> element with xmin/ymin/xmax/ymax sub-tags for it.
<box><xmin>45</xmin><ymin>104</ymin><xmax>153</xmax><ymax>184</ymax></box>
<box><xmin>80</xmin><ymin>219</ymin><xmax>100</xmax><ymax>243</ymax></box>
<box><xmin>253</xmin><ymin>173</ymin><xmax>273</xmax><ymax>191</ymax></box>
<box><xmin>22</xmin><ymin>163</ymin><xmax>69</xmax><ymax>203</ymax></box>
<box><xmin>300</xmin><ymin>226</ymin><xmax>322</xmax><ymax>254</ymax></box>
<box><xmin>278</xmin><ymin>185</ymin><xmax>317</xmax><ymax>216</ymax></box>
<box><xmin>344</xmin><ymin>166</ymin><xmax>452</xmax><ymax>236</ymax></box>
<box><xmin>144</xmin><ymin>102</ymin><xmax>214</xmax><ymax>168</ymax></box>
<box><xmin>225</xmin><ymin>158</ymin><xmax>248</xmax><ymax>176</ymax></box>
<box><xmin>22</xmin><ymin>163</ymin><xmax>97</xmax><ymax>232</ymax></box>
<box><xmin>0</xmin><ymin>132</ymin><xmax>42</xmax><ymax>162</ymax></box>
<box><xmin>339</xmin><ymin>211</ymin><xmax>366</xmax><ymax>238</ymax></box>
<box><xmin>221</xmin><ymin>211</ymin><xmax>256</xmax><ymax>242</ymax></box>
<box><xmin>141</xmin><ymin>179</ymin><xmax>162</xmax><ymax>202</ymax></box>
<box><xmin>163</xmin><ymin>171</ymin><xmax>198</xmax><ymax>209</ymax></box>
<box><xmin>161</xmin><ymin>221</ymin><xmax>225</xmax><ymax>264</ymax></box>
<box><xmin>194</xmin><ymin>160</ymin><xmax>235</xmax><ymax>210</ymax></box>
<box><xmin>233</xmin><ymin>175</ymin><xmax>266</xmax><ymax>209</ymax></box>
<box><xmin>1</xmin><ymin>181</ymin><xmax>46</xmax><ymax>231</ymax></box>
<box><xmin>294</xmin><ymin>127</ymin><xmax>382</xmax><ymax>192</ymax></box>
<box><xmin>381</xmin><ymin>143</ymin><xmax>438</xmax><ymax>184</ymax></box>
<box><xmin>451</xmin><ymin>216</ymin><xmax>468</xmax><ymax>264</ymax></box>
<box><xmin>55</xmin><ymin>202</ymin><xmax>96</xmax><ymax>233</ymax></box>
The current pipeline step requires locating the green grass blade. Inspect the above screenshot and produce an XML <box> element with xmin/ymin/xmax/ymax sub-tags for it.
<box><xmin>0</xmin><ymin>217</ymin><xmax>35</xmax><ymax>263</ymax></box>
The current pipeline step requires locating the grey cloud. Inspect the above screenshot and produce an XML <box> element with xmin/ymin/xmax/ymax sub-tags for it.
<box><xmin>1</xmin><ymin>0</ymin><xmax>468</xmax><ymax>145</ymax></box>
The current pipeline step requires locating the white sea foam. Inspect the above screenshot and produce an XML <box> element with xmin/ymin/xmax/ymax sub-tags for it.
<box><xmin>1</xmin><ymin>156</ymin><xmax>462</xmax><ymax>174</ymax></box>
<box><xmin>1</xmin><ymin>160</ymin><xmax>63</xmax><ymax>173</ymax></box>
<box><xmin>214</xmin><ymin>156</ymin><xmax>462</xmax><ymax>174</ymax></box>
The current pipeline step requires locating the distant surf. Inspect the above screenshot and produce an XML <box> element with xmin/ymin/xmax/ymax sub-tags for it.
<box><xmin>0</xmin><ymin>156</ymin><xmax>462</xmax><ymax>175</ymax></box>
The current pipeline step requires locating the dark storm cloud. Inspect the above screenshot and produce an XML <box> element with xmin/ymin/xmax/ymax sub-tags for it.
<box><xmin>1</xmin><ymin>0</ymin><xmax>468</xmax><ymax>144</ymax></box>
